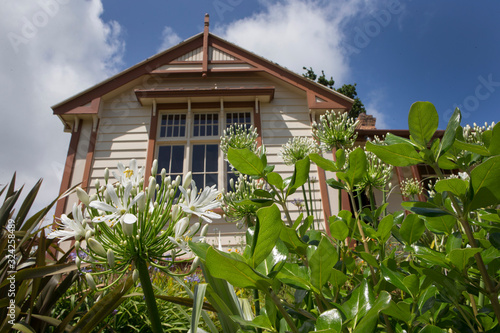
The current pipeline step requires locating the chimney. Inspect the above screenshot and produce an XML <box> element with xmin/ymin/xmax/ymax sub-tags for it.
<box><xmin>356</xmin><ymin>113</ymin><xmax>377</xmax><ymax>129</ymax></box>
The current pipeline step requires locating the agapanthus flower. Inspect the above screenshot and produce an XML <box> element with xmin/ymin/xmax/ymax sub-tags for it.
<box><xmin>279</xmin><ymin>137</ymin><xmax>320</xmax><ymax>165</ymax></box>
<box><xmin>89</xmin><ymin>183</ymin><xmax>144</xmax><ymax>226</ymax></box>
<box><xmin>47</xmin><ymin>203</ymin><xmax>91</xmax><ymax>242</ymax></box>
<box><xmin>179</xmin><ymin>181</ymin><xmax>221</xmax><ymax>222</ymax></box>
<box><xmin>112</xmin><ymin>159</ymin><xmax>144</xmax><ymax>188</ymax></box>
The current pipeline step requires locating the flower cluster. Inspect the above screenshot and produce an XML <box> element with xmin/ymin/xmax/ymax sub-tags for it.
<box><xmin>47</xmin><ymin>159</ymin><xmax>221</xmax><ymax>291</ymax></box>
<box><xmin>400</xmin><ymin>178</ymin><xmax>423</xmax><ymax>199</ymax></box>
<box><xmin>462</xmin><ymin>121</ymin><xmax>496</xmax><ymax>145</ymax></box>
<box><xmin>358</xmin><ymin>137</ymin><xmax>393</xmax><ymax>191</ymax></box>
<box><xmin>279</xmin><ymin>137</ymin><xmax>320</xmax><ymax>165</ymax></box>
<box><xmin>220</xmin><ymin>124</ymin><xmax>259</xmax><ymax>156</ymax></box>
<box><xmin>312</xmin><ymin>110</ymin><xmax>359</xmax><ymax>151</ymax></box>
<box><xmin>222</xmin><ymin>173</ymin><xmax>265</xmax><ymax>228</ymax></box>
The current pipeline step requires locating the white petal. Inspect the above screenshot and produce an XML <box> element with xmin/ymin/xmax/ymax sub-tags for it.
<box><xmin>89</xmin><ymin>201</ymin><xmax>117</xmax><ymax>212</ymax></box>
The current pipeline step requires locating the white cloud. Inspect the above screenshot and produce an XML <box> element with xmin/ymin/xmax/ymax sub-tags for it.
<box><xmin>158</xmin><ymin>26</ymin><xmax>182</xmax><ymax>53</ymax></box>
<box><xmin>364</xmin><ymin>90</ymin><xmax>389</xmax><ymax>129</ymax></box>
<box><xmin>0</xmin><ymin>0</ymin><xmax>124</xmax><ymax>214</ymax></box>
<box><xmin>213</xmin><ymin>0</ymin><xmax>374</xmax><ymax>85</ymax></box>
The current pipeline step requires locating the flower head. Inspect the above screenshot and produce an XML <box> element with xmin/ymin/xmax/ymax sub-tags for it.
<box><xmin>279</xmin><ymin>137</ymin><xmax>319</xmax><ymax>165</ymax></box>
<box><xmin>179</xmin><ymin>181</ymin><xmax>221</xmax><ymax>222</ymax></box>
<box><xmin>89</xmin><ymin>183</ymin><xmax>144</xmax><ymax>226</ymax></box>
<box><xmin>112</xmin><ymin>159</ymin><xmax>144</xmax><ymax>188</ymax></box>
<box><xmin>312</xmin><ymin>110</ymin><xmax>359</xmax><ymax>151</ymax></box>
<box><xmin>47</xmin><ymin>204</ymin><xmax>91</xmax><ymax>243</ymax></box>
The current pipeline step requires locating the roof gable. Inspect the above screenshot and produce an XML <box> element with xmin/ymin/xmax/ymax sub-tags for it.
<box><xmin>52</xmin><ymin>16</ymin><xmax>353</xmax><ymax>115</ymax></box>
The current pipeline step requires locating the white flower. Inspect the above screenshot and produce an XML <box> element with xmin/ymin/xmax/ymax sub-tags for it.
<box><xmin>47</xmin><ymin>204</ymin><xmax>91</xmax><ymax>243</ymax></box>
<box><xmin>112</xmin><ymin>159</ymin><xmax>144</xmax><ymax>188</ymax></box>
<box><xmin>89</xmin><ymin>183</ymin><xmax>144</xmax><ymax>227</ymax></box>
<box><xmin>168</xmin><ymin>219</ymin><xmax>202</xmax><ymax>252</ymax></box>
<box><xmin>179</xmin><ymin>181</ymin><xmax>221</xmax><ymax>223</ymax></box>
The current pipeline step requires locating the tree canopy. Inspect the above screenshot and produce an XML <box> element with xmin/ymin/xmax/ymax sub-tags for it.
<box><xmin>302</xmin><ymin>67</ymin><xmax>366</xmax><ymax>119</ymax></box>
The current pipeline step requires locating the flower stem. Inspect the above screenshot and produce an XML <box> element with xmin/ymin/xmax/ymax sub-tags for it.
<box><xmin>136</xmin><ymin>257</ymin><xmax>163</xmax><ymax>333</ymax></box>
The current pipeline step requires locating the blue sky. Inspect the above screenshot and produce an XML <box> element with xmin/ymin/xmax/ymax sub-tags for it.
<box><xmin>1</xmin><ymin>0</ymin><xmax>499</xmax><ymax>212</ymax></box>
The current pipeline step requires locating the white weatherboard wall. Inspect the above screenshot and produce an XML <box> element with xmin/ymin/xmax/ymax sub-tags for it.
<box><xmin>68</xmin><ymin>72</ymin><xmax>326</xmax><ymax>249</ymax></box>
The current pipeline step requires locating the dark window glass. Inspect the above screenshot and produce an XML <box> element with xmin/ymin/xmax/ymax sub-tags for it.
<box><xmin>171</xmin><ymin>146</ymin><xmax>184</xmax><ymax>173</ymax></box>
<box><xmin>192</xmin><ymin>145</ymin><xmax>205</xmax><ymax>172</ymax></box>
<box><xmin>206</xmin><ymin>144</ymin><xmax>218</xmax><ymax>172</ymax></box>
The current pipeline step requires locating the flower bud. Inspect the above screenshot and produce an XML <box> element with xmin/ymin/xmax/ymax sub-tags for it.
<box><xmin>200</xmin><ymin>224</ymin><xmax>209</xmax><ymax>237</ymax></box>
<box><xmin>88</xmin><ymin>238</ymin><xmax>107</xmax><ymax>257</ymax></box>
<box><xmin>189</xmin><ymin>257</ymin><xmax>201</xmax><ymax>273</ymax></box>
<box><xmin>89</xmin><ymin>194</ymin><xmax>98</xmax><ymax>202</ymax></box>
<box><xmin>86</xmin><ymin>273</ymin><xmax>97</xmax><ymax>290</ymax></box>
<box><xmin>104</xmin><ymin>168</ymin><xmax>109</xmax><ymax>184</ymax></box>
<box><xmin>76</xmin><ymin>187</ymin><xmax>90</xmax><ymax>206</ymax></box>
<box><xmin>148</xmin><ymin>177</ymin><xmax>156</xmax><ymax>201</ymax></box>
<box><xmin>183</xmin><ymin>172</ymin><xmax>192</xmax><ymax>189</ymax></box>
<box><xmin>151</xmin><ymin>159</ymin><xmax>158</xmax><ymax>177</ymax></box>
<box><xmin>75</xmin><ymin>240</ymin><xmax>80</xmax><ymax>252</ymax></box>
<box><xmin>175</xmin><ymin>175</ymin><xmax>181</xmax><ymax>187</ymax></box>
<box><xmin>76</xmin><ymin>257</ymin><xmax>81</xmax><ymax>269</ymax></box>
<box><xmin>137</xmin><ymin>194</ymin><xmax>146</xmax><ymax>212</ymax></box>
<box><xmin>161</xmin><ymin>168</ymin><xmax>167</xmax><ymax>181</ymax></box>
<box><xmin>171</xmin><ymin>204</ymin><xmax>179</xmax><ymax>220</ymax></box>
<box><xmin>174</xmin><ymin>217</ymin><xmax>190</xmax><ymax>238</ymax></box>
<box><xmin>132</xmin><ymin>269</ymin><xmax>139</xmax><ymax>283</ymax></box>
<box><xmin>95</xmin><ymin>179</ymin><xmax>100</xmax><ymax>191</ymax></box>
<box><xmin>121</xmin><ymin>220</ymin><xmax>135</xmax><ymax>237</ymax></box>
<box><xmin>85</xmin><ymin>230</ymin><xmax>92</xmax><ymax>243</ymax></box>
<box><xmin>107</xmin><ymin>249</ymin><xmax>115</xmax><ymax>269</ymax></box>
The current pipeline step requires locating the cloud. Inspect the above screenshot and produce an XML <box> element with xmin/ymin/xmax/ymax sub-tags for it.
<box><xmin>213</xmin><ymin>0</ymin><xmax>374</xmax><ymax>85</ymax></box>
<box><xmin>158</xmin><ymin>26</ymin><xmax>182</xmax><ymax>53</ymax></box>
<box><xmin>364</xmin><ymin>90</ymin><xmax>389</xmax><ymax>129</ymax></box>
<box><xmin>0</xmin><ymin>0</ymin><xmax>124</xmax><ymax>214</ymax></box>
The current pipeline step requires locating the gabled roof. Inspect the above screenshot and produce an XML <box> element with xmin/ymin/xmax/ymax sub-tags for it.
<box><xmin>52</xmin><ymin>15</ymin><xmax>353</xmax><ymax>115</ymax></box>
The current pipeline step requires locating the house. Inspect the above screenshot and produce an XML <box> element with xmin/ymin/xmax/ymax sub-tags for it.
<box><xmin>52</xmin><ymin>14</ymin><xmax>358</xmax><ymax>249</ymax></box>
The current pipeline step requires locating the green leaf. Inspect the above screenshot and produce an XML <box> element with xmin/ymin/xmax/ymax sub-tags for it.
<box><xmin>366</xmin><ymin>141</ymin><xmax>423</xmax><ymax>167</ymax></box>
<box><xmin>403</xmin><ymin>274</ymin><xmax>419</xmax><ymax>298</ymax></box>
<box><xmin>309</xmin><ymin>153</ymin><xmax>339</xmax><ymax>172</ymax></box>
<box><xmin>276</xmin><ymin>263</ymin><xmax>312</xmax><ymax>291</ymax></box>
<box><xmin>11</xmin><ymin>323</ymin><xmax>36</xmax><ymax>333</ymax></box>
<box><xmin>382</xmin><ymin>301</ymin><xmax>412</xmax><ymax>323</ymax></box>
<box><xmin>316</xmin><ymin>309</ymin><xmax>342</xmax><ymax>332</ymax></box>
<box><xmin>344</xmin><ymin>147</ymin><xmax>367</xmax><ymax>188</ymax></box>
<box><xmin>255</xmin><ymin>240</ymin><xmax>288</xmax><ymax>278</ymax></box>
<box><xmin>380</xmin><ymin>264</ymin><xmax>411</xmax><ymax>295</ymax></box>
<box><xmin>329</xmin><ymin>269</ymin><xmax>348</xmax><ymax>288</ymax></box>
<box><xmin>228</xmin><ymin>148</ymin><xmax>265</xmax><ymax>176</ymax></box>
<box><xmin>335</xmin><ymin>149</ymin><xmax>346</xmax><ymax>167</ymax></box>
<box><xmin>385</xmin><ymin>132</ymin><xmax>418</xmax><ymax>147</ymax></box>
<box><xmin>401</xmin><ymin>201</ymin><xmax>450</xmax><ymax>217</ymax></box>
<box><xmin>280</xmin><ymin>225</ymin><xmax>308</xmax><ymax>256</ymax></box>
<box><xmin>399</xmin><ymin>214</ymin><xmax>425</xmax><ymax>245</ymax></box>
<box><xmin>434</xmin><ymin>178</ymin><xmax>468</xmax><ymax>197</ymax></box>
<box><xmin>326</xmin><ymin>178</ymin><xmax>345</xmax><ymax>190</ymax></box>
<box><xmin>230</xmin><ymin>314</ymin><xmax>274</xmax><ymax>330</ymax></box>
<box><xmin>358</xmin><ymin>252</ymin><xmax>379</xmax><ymax>268</ymax></box>
<box><xmin>376</xmin><ymin>215</ymin><xmax>394</xmax><ymax>242</ymax></box>
<box><xmin>206</xmin><ymin>247</ymin><xmax>271</xmax><ymax>290</ymax></box>
<box><xmin>253</xmin><ymin>189</ymin><xmax>273</xmax><ymax>198</ymax></box>
<box><xmin>267</xmin><ymin>172</ymin><xmax>284</xmax><ymax>190</ymax></box>
<box><xmin>470</xmin><ymin>155</ymin><xmax>500</xmax><ymax>209</ymax></box>
<box><xmin>308</xmin><ymin>236</ymin><xmax>338</xmax><ymax>290</ymax></box>
<box><xmin>408</xmin><ymin>101</ymin><xmax>439</xmax><ymax>147</ymax></box>
<box><xmin>488</xmin><ymin>122</ymin><xmax>500</xmax><ymax>155</ymax></box>
<box><xmin>453</xmin><ymin>140</ymin><xmax>491</xmax><ymax>156</ymax></box>
<box><xmin>287</xmin><ymin>157</ymin><xmax>310</xmax><ymax>195</ymax></box>
<box><xmin>342</xmin><ymin>280</ymin><xmax>375</xmax><ymax>325</ymax></box>
<box><xmin>352</xmin><ymin>291</ymin><xmax>391</xmax><ymax>333</ymax></box>
<box><xmin>439</xmin><ymin>107</ymin><xmax>461</xmax><ymax>156</ymax></box>
<box><xmin>71</xmin><ymin>277</ymin><xmax>134</xmax><ymax>333</ymax></box>
<box><xmin>412</xmin><ymin>245</ymin><xmax>450</xmax><ymax>268</ymax></box>
<box><xmin>447</xmin><ymin>248</ymin><xmax>482</xmax><ymax>271</ymax></box>
<box><xmin>329</xmin><ymin>218</ymin><xmax>349</xmax><ymax>241</ymax></box>
<box><xmin>424</xmin><ymin>215</ymin><xmax>457</xmax><ymax>235</ymax></box>
<box><xmin>191</xmin><ymin>284</ymin><xmax>208</xmax><ymax>333</ymax></box>
<box><xmin>252</xmin><ymin>205</ymin><xmax>283</xmax><ymax>268</ymax></box>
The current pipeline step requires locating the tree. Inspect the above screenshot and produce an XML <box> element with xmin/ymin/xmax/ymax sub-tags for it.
<box><xmin>302</xmin><ymin>67</ymin><xmax>366</xmax><ymax>119</ymax></box>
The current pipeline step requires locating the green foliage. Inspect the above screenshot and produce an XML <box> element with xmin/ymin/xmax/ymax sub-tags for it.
<box><xmin>193</xmin><ymin>101</ymin><xmax>499</xmax><ymax>333</ymax></box>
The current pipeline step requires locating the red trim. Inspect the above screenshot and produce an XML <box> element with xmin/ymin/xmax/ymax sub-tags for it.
<box><xmin>81</xmin><ymin>120</ymin><xmax>99</xmax><ymax>191</ymax></box>
<box><xmin>157</xmin><ymin>101</ymin><xmax>255</xmax><ymax>110</ymax></box>
<box><xmin>357</xmin><ymin>129</ymin><xmax>445</xmax><ymax>140</ymax></box>
<box><xmin>54</xmin><ymin>97</ymin><xmax>101</xmax><ymax>115</ymax></box>
<box><xmin>316</xmin><ymin>166</ymin><xmax>332</xmax><ymax>236</ymax></box>
<box><xmin>55</xmin><ymin>119</ymin><xmax>83</xmax><ymax>217</ymax></box>
<box><xmin>167</xmin><ymin>60</ymin><xmax>248</xmax><ymax>65</ymax></box>
<box><xmin>144</xmin><ymin>111</ymin><xmax>159</xmax><ymax>184</ymax></box>
<box><xmin>202</xmin><ymin>14</ymin><xmax>209</xmax><ymax>76</ymax></box>
<box><xmin>253</xmin><ymin>101</ymin><xmax>262</xmax><ymax>146</ymax></box>
<box><xmin>307</xmin><ymin>91</ymin><xmax>348</xmax><ymax>110</ymax></box>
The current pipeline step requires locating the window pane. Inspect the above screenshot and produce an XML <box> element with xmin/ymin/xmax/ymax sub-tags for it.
<box><xmin>160</xmin><ymin>127</ymin><xmax>166</xmax><ymax>137</ymax></box>
<box><xmin>213</xmin><ymin>125</ymin><xmax>218</xmax><ymax>136</ymax></box>
<box><xmin>192</xmin><ymin>145</ymin><xmax>205</xmax><ymax>172</ymax></box>
<box><xmin>207</xmin><ymin>126</ymin><xmax>212</xmax><ymax>136</ymax></box>
<box><xmin>173</xmin><ymin>126</ymin><xmax>179</xmax><ymax>137</ymax></box>
<box><xmin>158</xmin><ymin>146</ymin><xmax>171</xmax><ymax>173</ymax></box>
<box><xmin>161</xmin><ymin>116</ymin><xmax>166</xmax><ymax>126</ymax></box>
<box><xmin>180</xmin><ymin>126</ymin><xmax>185</xmax><ymax>137</ymax></box>
<box><xmin>171</xmin><ymin>146</ymin><xmax>185</xmax><ymax>173</ymax></box>
<box><xmin>206</xmin><ymin>173</ymin><xmax>218</xmax><ymax>187</ymax></box>
<box><xmin>192</xmin><ymin>174</ymin><xmax>204</xmax><ymax>188</ymax></box>
<box><xmin>206</xmin><ymin>144</ymin><xmax>218</xmax><ymax>172</ymax></box>
<box><xmin>193</xmin><ymin>126</ymin><xmax>199</xmax><ymax>136</ymax></box>
<box><xmin>166</xmin><ymin>127</ymin><xmax>172</xmax><ymax>137</ymax></box>
<box><xmin>200</xmin><ymin>126</ymin><xmax>205</xmax><ymax>136</ymax></box>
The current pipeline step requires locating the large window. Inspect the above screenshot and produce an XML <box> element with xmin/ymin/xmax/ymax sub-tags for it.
<box><xmin>156</xmin><ymin>110</ymin><xmax>253</xmax><ymax>190</ymax></box>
